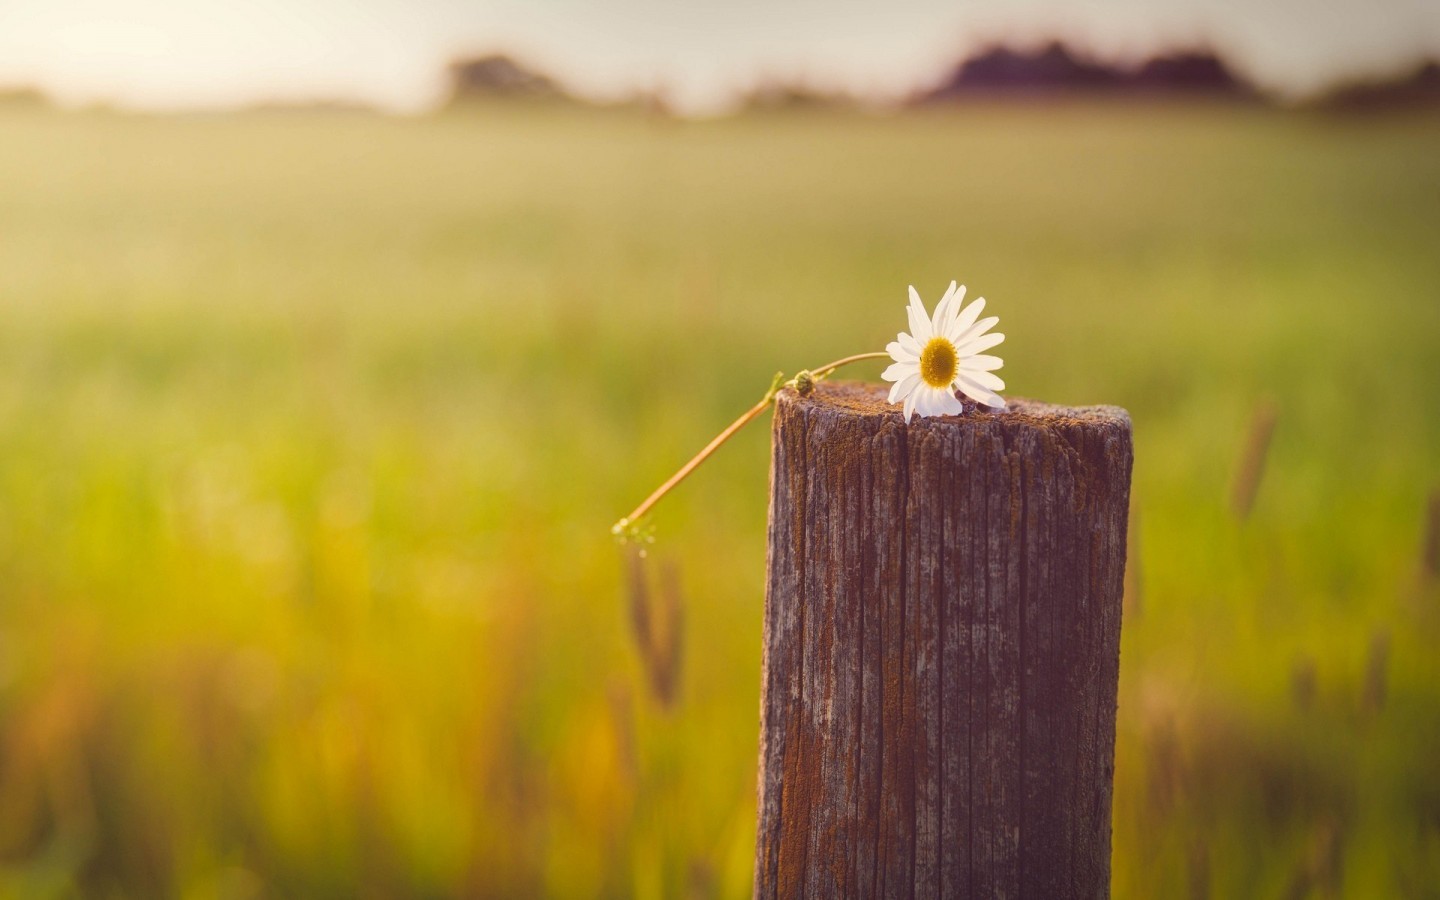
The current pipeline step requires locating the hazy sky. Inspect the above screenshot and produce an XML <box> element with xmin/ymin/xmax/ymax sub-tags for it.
<box><xmin>0</xmin><ymin>0</ymin><xmax>1437</xmax><ymax>113</ymax></box>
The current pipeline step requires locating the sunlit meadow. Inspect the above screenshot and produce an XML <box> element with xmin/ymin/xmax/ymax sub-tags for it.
<box><xmin>0</xmin><ymin>101</ymin><xmax>1437</xmax><ymax>896</ymax></box>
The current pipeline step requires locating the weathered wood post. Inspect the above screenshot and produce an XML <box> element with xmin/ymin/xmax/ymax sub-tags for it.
<box><xmin>755</xmin><ymin>381</ymin><xmax>1133</xmax><ymax>899</ymax></box>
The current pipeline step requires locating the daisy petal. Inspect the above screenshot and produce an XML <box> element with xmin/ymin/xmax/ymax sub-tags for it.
<box><xmin>888</xmin><ymin>373</ymin><xmax>920</xmax><ymax>403</ymax></box>
<box><xmin>914</xmin><ymin>389</ymin><xmax>936</xmax><ymax>418</ymax></box>
<box><xmin>960</xmin><ymin>354</ymin><xmax>1003</xmax><ymax>372</ymax></box>
<box><xmin>956</xmin><ymin>332</ymin><xmax>1005</xmax><ymax>355</ymax></box>
<box><xmin>935</xmin><ymin>389</ymin><xmax>965</xmax><ymax>416</ymax></box>
<box><xmin>898</xmin><ymin>332</ymin><xmax>923</xmax><ymax>356</ymax></box>
<box><xmin>946</xmin><ymin>284</ymin><xmax>967</xmax><ymax>325</ymax></box>
<box><xmin>961</xmin><ymin>370</ymin><xmax>1005</xmax><ymax>392</ymax></box>
<box><xmin>907</xmin><ymin>286</ymin><xmax>933</xmax><ymax>341</ymax></box>
<box><xmin>886</xmin><ymin>340</ymin><xmax>918</xmax><ymax>363</ymax></box>
<box><xmin>931</xmin><ymin>281</ymin><xmax>959</xmax><ymax>333</ymax></box>
<box><xmin>882</xmin><ymin>360</ymin><xmax>916</xmax><ymax>382</ymax></box>
<box><xmin>947</xmin><ymin>296</ymin><xmax>985</xmax><ymax>341</ymax></box>
<box><xmin>956</xmin><ymin>374</ymin><xmax>1004</xmax><ymax>409</ymax></box>
<box><xmin>953</xmin><ymin>315</ymin><xmax>999</xmax><ymax>346</ymax></box>
<box><xmin>908</xmin><ymin>393</ymin><xmax>924</xmax><ymax>418</ymax></box>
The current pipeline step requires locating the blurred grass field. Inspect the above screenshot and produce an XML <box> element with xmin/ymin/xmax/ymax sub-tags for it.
<box><xmin>0</xmin><ymin>101</ymin><xmax>1438</xmax><ymax>897</ymax></box>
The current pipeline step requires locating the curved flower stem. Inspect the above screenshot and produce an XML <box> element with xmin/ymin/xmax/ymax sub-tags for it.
<box><xmin>612</xmin><ymin>394</ymin><xmax>773</xmax><ymax>537</ymax></box>
<box><xmin>612</xmin><ymin>351</ymin><xmax>890</xmax><ymax>537</ymax></box>
<box><xmin>809</xmin><ymin>351</ymin><xmax>892</xmax><ymax>380</ymax></box>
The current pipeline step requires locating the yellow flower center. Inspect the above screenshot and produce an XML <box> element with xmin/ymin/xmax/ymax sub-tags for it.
<box><xmin>919</xmin><ymin>336</ymin><xmax>958</xmax><ymax>388</ymax></box>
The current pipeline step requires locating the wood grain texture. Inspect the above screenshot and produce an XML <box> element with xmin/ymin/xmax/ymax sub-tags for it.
<box><xmin>755</xmin><ymin>381</ymin><xmax>1133</xmax><ymax>900</ymax></box>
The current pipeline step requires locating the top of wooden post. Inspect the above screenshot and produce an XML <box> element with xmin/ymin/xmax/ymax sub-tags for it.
<box><xmin>778</xmin><ymin>380</ymin><xmax>1131</xmax><ymax>436</ymax></box>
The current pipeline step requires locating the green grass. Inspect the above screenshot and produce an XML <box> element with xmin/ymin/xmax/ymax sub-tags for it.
<box><xmin>0</xmin><ymin>101</ymin><xmax>1437</xmax><ymax>897</ymax></box>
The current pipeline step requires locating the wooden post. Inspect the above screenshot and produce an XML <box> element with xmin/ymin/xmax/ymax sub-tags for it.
<box><xmin>755</xmin><ymin>381</ymin><xmax>1133</xmax><ymax>899</ymax></box>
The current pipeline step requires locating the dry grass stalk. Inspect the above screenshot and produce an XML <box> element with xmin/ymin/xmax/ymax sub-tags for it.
<box><xmin>1230</xmin><ymin>399</ymin><xmax>1278</xmax><ymax>520</ymax></box>
<box><xmin>1285</xmin><ymin>817</ymin><xmax>1343</xmax><ymax>900</ymax></box>
<box><xmin>1291</xmin><ymin>656</ymin><xmax>1317</xmax><ymax>711</ymax></box>
<box><xmin>625</xmin><ymin>548</ymin><xmax>684</xmax><ymax>709</ymax></box>
<box><xmin>1188</xmin><ymin>836</ymin><xmax>1210</xmax><ymax>900</ymax></box>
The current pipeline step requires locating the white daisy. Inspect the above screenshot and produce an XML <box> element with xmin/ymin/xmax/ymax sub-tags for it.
<box><xmin>881</xmin><ymin>281</ymin><xmax>1006</xmax><ymax>422</ymax></box>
